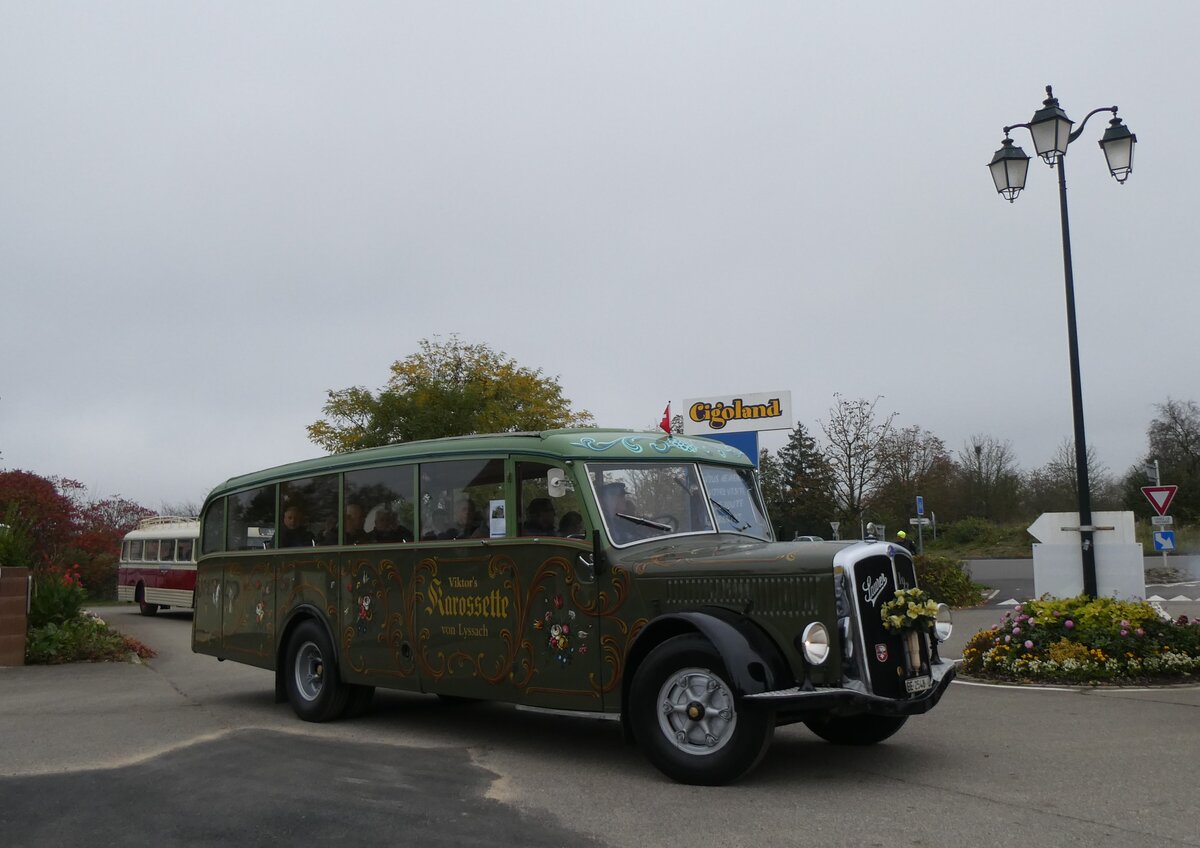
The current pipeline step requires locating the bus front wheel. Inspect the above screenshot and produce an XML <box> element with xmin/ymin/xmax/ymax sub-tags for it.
<box><xmin>284</xmin><ymin>620</ymin><xmax>351</xmax><ymax>722</ymax></box>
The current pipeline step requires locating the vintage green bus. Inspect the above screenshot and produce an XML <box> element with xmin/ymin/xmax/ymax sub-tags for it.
<box><xmin>192</xmin><ymin>429</ymin><xmax>954</xmax><ymax>784</ymax></box>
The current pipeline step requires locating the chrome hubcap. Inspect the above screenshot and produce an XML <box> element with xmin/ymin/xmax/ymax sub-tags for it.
<box><xmin>295</xmin><ymin>641</ymin><xmax>324</xmax><ymax>701</ymax></box>
<box><xmin>656</xmin><ymin>667</ymin><xmax>737</xmax><ymax>755</ymax></box>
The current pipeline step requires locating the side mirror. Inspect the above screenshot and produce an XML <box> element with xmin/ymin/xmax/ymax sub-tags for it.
<box><xmin>547</xmin><ymin>468</ymin><xmax>573</xmax><ymax>498</ymax></box>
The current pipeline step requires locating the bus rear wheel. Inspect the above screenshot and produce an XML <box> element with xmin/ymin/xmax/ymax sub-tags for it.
<box><xmin>284</xmin><ymin>620</ymin><xmax>351</xmax><ymax>722</ymax></box>
<box><xmin>137</xmin><ymin>588</ymin><xmax>159</xmax><ymax>616</ymax></box>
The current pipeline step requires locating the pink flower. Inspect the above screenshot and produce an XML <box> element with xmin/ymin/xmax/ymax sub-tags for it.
<box><xmin>1005</xmin><ymin>635</ymin><xmax>1012</xmax><ymax>643</ymax></box>
<box><xmin>1012</xmin><ymin>627</ymin><xmax>1021</xmax><ymax>636</ymax></box>
<box><xmin>1065</xmin><ymin>620</ymin><xmax>1074</xmax><ymax>629</ymax></box>
<box><xmin>1120</xmin><ymin>620</ymin><xmax>1130</xmax><ymax>628</ymax></box>
<box><xmin>1024</xmin><ymin>640</ymin><xmax>1034</xmax><ymax>650</ymax></box>
<box><xmin>1120</xmin><ymin>630</ymin><xmax>1128</xmax><ymax>637</ymax></box>
<box><xmin>1135</xmin><ymin>628</ymin><xmax>1145</xmax><ymax>637</ymax></box>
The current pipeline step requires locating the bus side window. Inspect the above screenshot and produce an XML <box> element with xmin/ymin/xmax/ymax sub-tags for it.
<box><xmin>517</xmin><ymin>461</ymin><xmax>585</xmax><ymax>538</ymax></box>
<box><xmin>201</xmin><ymin>499</ymin><xmax>226</xmax><ymax>555</ymax></box>
<box><xmin>177</xmin><ymin>538</ymin><xmax>194</xmax><ymax>562</ymax></box>
<box><xmin>130</xmin><ymin>540</ymin><xmax>144</xmax><ymax>561</ymax></box>
<box><xmin>229</xmin><ymin>486</ymin><xmax>276</xmax><ymax>551</ymax></box>
<box><xmin>161</xmin><ymin>540</ymin><xmax>175</xmax><ymax>562</ymax></box>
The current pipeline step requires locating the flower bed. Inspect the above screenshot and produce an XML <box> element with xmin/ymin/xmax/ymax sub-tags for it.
<box><xmin>961</xmin><ymin>596</ymin><xmax>1200</xmax><ymax>685</ymax></box>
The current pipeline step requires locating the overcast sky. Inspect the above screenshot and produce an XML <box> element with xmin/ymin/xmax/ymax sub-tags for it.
<box><xmin>2</xmin><ymin>2</ymin><xmax>1197</xmax><ymax>510</ymax></box>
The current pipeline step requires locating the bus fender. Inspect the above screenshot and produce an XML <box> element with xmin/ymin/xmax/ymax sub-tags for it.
<box><xmin>624</xmin><ymin>608</ymin><xmax>792</xmax><ymax>704</ymax></box>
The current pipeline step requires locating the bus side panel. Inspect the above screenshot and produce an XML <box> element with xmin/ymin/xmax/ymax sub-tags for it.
<box><xmin>277</xmin><ymin>554</ymin><xmax>340</xmax><ymax>660</ymax></box>
<box><xmin>339</xmin><ymin>549</ymin><xmax>420</xmax><ymax>690</ymax></box>
<box><xmin>193</xmin><ymin>560</ymin><xmax>224</xmax><ymax>653</ymax></box>
<box><xmin>219</xmin><ymin>557</ymin><xmax>278</xmax><ymax>669</ymax></box>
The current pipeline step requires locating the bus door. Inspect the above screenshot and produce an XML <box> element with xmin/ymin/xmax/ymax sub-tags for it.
<box><xmin>338</xmin><ymin>465</ymin><xmax>421</xmax><ymax>691</ymax></box>
<box><xmin>505</xmin><ymin>459</ymin><xmax>604</xmax><ymax>712</ymax></box>
<box><xmin>408</xmin><ymin>458</ymin><xmax>603</xmax><ymax>708</ymax></box>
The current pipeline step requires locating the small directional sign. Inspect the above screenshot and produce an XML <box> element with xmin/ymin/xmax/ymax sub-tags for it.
<box><xmin>1141</xmin><ymin>485</ymin><xmax>1178</xmax><ymax>516</ymax></box>
<box><xmin>915</xmin><ymin>496</ymin><xmax>925</xmax><ymax>516</ymax></box>
<box><xmin>1154</xmin><ymin>531</ymin><xmax>1176</xmax><ymax>552</ymax></box>
<box><xmin>1151</xmin><ymin>515</ymin><xmax>1174</xmax><ymax>526</ymax></box>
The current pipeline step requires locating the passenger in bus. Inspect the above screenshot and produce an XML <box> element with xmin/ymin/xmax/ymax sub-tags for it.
<box><xmin>441</xmin><ymin>496</ymin><xmax>484</xmax><ymax>540</ymax></box>
<box><xmin>422</xmin><ymin>507</ymin><xmax>450</xmax><ymax>541</ymax></box>
<box><xmin>371</xmin><ymin>507</ymin><xmax>412</xmax><ymax>543</ymax></box>
<box><xmin>558</xmin><ymin>511</ymin><xmax>584</xmax><ymax>538</ymax></box>
<box><xmin>280</xmin><ymin>504</ymin><xmax>316</xmax><ymax>547</ymax></box>
<box><xmin>335</xmin><ymin>502</ymin><xmax>369</xmax><ymax>545</ymax></box>
<box><xmin>521</xmin><ymin>497</ymin><xmax>557</xmax><ymax>536</ymax></box>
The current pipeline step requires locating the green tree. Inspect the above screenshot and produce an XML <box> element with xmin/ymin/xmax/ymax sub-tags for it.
<box><xmin>308</xmin><ymin>336</ymin><xmax>595</xmax><ymax>453</ymax></box>
<box><xmin>768</xmin><ymin>423</ymin><xmax>837</xmax><ymax>539</ymax></box>
<box><xmin>1120</xmin><ymin>397</ymin><xmax>1200</xmax><ymax>521</ymax></box>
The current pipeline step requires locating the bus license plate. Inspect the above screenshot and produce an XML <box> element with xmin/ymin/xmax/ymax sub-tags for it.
<box><xmin>905</xmin><ymin>675</ymin><xmax>932</xmax><ymax>694</ymax></box>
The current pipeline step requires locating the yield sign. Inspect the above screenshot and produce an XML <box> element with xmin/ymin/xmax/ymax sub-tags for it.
<box><xmin>1141</xmin><ymin>485</ymin><xmax>1178</xmax><ymax>516</ymax></box>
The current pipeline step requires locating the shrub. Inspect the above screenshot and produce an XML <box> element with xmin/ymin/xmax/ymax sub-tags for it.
<box><xmin>940</xmin><ymin>517</ymin><xmax>1000</xmax><ymax>547</ymax></box>
<box><xmin>28</xmin><ymin>565</ymin><xmax>87</xmax><ymax>628</ymax></box>
<box><xmin>915</xmin><ymin>554</ymin><xmax>986</xmax><ymax>608</ymax></box>
<box><xmin>25</xmin><ymin>610</ymin><xmax>156</xmax><ymax>664</ymax></box>
<box><xmin>961</xmin><ymin>596</ymin><xmax>1200</xmax><ymax>684</ymax></box>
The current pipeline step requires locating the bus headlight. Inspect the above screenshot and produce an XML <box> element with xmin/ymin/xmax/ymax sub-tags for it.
<box><xmin>934</xmin><ymin>603</ymin><xmax>953</xmax><ymax>642</ymax></box>
<box><xmin>800</xmin><ymin>622</ymin><xmax>831</xmax><ymax>665</ymax></box>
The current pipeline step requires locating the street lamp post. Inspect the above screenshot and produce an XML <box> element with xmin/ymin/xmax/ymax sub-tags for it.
<box><xmin>988</xmin><ymin>86</ymin><xmax>1137</xmax><ymax>598</ymax></box>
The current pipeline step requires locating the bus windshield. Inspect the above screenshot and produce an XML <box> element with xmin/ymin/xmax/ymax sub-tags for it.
<box><xmin>586</xmin><ymin>462</ymin><xmax>772</xmax><ymax>546</ymax></box>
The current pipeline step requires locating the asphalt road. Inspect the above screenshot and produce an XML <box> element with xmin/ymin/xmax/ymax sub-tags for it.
<box><xmin>2</xmin><ymin>605</ymin><xmax>1200</xmax><ymax>848</ymax></box>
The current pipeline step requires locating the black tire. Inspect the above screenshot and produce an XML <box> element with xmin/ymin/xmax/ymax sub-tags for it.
<box><xmin>137</xmin><ymin>590</ymin><xmax>159</xmax><ymax>616</ymax></box>
<box><xmin>630</xmin><ymin>634</ymin><xmax>774</xmax><ymax>785</ymax></box>
<box><xmin>804</xmin><ymin>714</ymin><xmax>908</xmax><ymax>745</ymax></box>
<box><xmin>284</xmin><ymin>620</ymin><xmax>351</xmax><ymax>722</ymax></box>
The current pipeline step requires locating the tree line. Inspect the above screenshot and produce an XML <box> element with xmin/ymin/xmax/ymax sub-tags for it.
<box><xmin>757</xmin><ymin>395</ymin><xmax>1200</xmax><ymax>541</ymax></box>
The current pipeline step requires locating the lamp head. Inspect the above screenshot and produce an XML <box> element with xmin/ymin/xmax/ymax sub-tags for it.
<box><xmin>988</xmin><ymin>135</ymin><xmax>1030</xmax><ymax>202</ymax></box>
<box><xmin>1029</xmin><ymin>85</ymin><xmax>1074</xmax><ymax>166</ymax></box>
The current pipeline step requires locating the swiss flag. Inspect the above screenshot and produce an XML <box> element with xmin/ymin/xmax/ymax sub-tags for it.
<box><xmin>659</xmin><ymin>403</ymin><xmax>672</xmax><ymax>435</ymax></box>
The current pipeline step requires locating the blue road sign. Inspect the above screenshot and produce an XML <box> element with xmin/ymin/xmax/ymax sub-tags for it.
<box><xmin>1154</xmin><ymin>531</ymin><xmax>1176</xmax><ymax>552</ymax></box>
<box><xmin>916</xmin><ymin>496</ymin><xmax>924</xmax><ymax>516</ymax></box>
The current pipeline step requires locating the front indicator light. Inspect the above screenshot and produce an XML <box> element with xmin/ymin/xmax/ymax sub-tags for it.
<box><xmin>934</xmin><ymin>603</ymin><xmax>953</xmax><ymax>642</ymax></box>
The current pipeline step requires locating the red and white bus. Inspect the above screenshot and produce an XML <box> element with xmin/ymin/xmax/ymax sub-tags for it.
<box><xmin>117</xmin><ymin>517</ymin><xmax>199</xmax><ymax>615</ymax></box>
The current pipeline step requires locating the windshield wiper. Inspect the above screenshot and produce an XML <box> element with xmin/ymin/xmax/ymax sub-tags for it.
<box><xmin>616</xmin><ymin>512</ymin><xmax>673</xmax><ymax>531</ymax></box>
<box><xmin>709</xmin><ymin>498</ymin><xmax>751</xmax><ymax>532</ymax></box>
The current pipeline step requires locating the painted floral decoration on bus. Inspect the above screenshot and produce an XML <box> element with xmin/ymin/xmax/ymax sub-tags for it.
<box><xmin>348</xmin><ymin>569</ymin><xmax>377</xmax><ymax>636</ymax></box>
<box><xmin>568</xmin><ymin>435</ymin><xmax>739</xmax><ymax>460</ymax></box>
<box><xmin>533</xmin><ymin>593</ymin><xmax>589</xmax><ymax>665</ymax></box>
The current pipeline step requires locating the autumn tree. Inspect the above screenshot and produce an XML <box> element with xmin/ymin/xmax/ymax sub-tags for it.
<box><xmin>0</xmin><ymin>470</ymin><xmax>154</xmax><ymax>597</ymax></box>
<box><xmin>873</xmin><ymin>426</ymin><xmax>958</xmax><ymax>527</ymax></box>
<box><xmin>307</xmin><ymin>336</ymin><xmax>595</xmax><ymax>453</ymax></box>
<box><xmin>819</xmin><ymin>395</ymin><xmax>897</xmax><ymax>523</ymax></box>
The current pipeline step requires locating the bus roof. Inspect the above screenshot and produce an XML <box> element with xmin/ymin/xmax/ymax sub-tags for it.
<box><xmin>124</xmin><ymin>519</ymin><xmax>200</xmax><ymax>541</ymax></box>
<box><xmin>206</xmin><ymin>429</ymin><xmax>754</xmax><ymax>500</ymax></box>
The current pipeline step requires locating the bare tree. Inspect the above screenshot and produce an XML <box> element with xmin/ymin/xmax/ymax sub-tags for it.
<box><xmin>957</xmin><ymin>435</ymin><xmax>1022</xmax><ymax>521</ymax></box>
<box><xmin>819</xmin><ymin>395</ymin><xmax>896</xmax><ymax>522</ymax></box>
<box><xmin>1024</xmin><ymin>438</ymin><xmax>1117</xmax><ymax>514</ymax></box>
